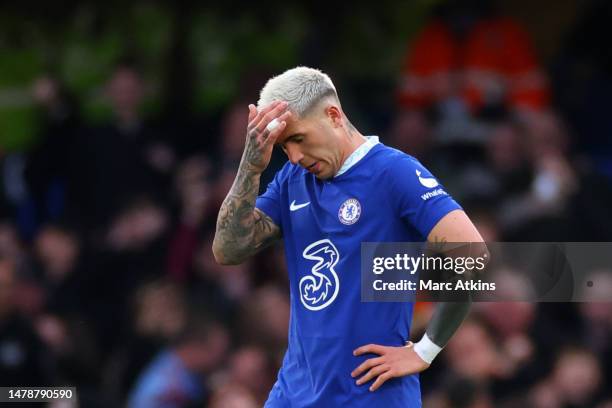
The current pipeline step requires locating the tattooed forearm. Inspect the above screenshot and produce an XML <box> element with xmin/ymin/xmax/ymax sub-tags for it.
<box><xmin>213</xmin><ymin>159</ymin><xmax>280</xmax><ymax>265</ymax></box>
<box><xmin>213</xmin><ymin>101</ymin><xmax>289</xmax><ymax>264</ymax></box>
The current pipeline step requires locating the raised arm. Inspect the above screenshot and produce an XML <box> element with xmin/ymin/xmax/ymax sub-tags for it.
<box><xmin>212</xmin><ymin>101</ymin><xmax>291</xmax><ymax>265</ymax></box>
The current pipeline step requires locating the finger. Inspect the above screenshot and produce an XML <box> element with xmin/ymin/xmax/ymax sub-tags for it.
<box><xmin>263</xmin><ymin>120</ymin><xmax>286</xmax><ymax>147</ymax></box>
<box><xmin>248</xmin><ymin>100</ymin><xmax>281</xmax><ymax>130</ymax></box>
<box><xmin>277</xmin><ymin>110</ymin><xmax>292</xmax><ymax>123</ymax></box>
<box><xmin>262</xmin><ymin>110</ymin><xmax>292</xmax><ymax>136</ymax></box>
<box><xmin>370</xmin><ymin>371</ymin><xmax>393</xmax><ymax>392</ymax></box>
<box><xmin>354</xmin><ymin>344</ymin><xmax>387</xmax><ymax>357</ymax></box>
<box><xmin>263</xmin><ymin>110</ymin><xmax>292</xmax><ymax>140</ymax></box>
<box><xmin>356</xmin><ymin>364</ymin><xmax>389</xmax><ymax>386</ymax></box>
<box><xmin>247</xmin><ymin>107</ymin><xmax>291</xmax><ymax>145</ymax></box>
<box><xmin>248</xmin><ymin>104</ymin><xmax>257</xmax><ymax>122</ymax></box>
<box><xmin>255</xmin><ymin>101</ymin><xmax>289</xmax><ymax>132</ymax></box>
<box><xmin>351</xmin><ymin>357</ymin><xmax>384</xmax><ymax>378</ymax></box>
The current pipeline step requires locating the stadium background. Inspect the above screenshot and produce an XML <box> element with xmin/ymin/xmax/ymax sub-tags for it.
<box><xmin>1</xmin><ymin>0</ymin><xmax>611</xmax><ymax>406</ymax></box>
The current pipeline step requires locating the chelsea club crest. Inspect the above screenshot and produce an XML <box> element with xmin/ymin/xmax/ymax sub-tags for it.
<box><xmin>338</xmin><ymin>198</ymin><xmax>361</xmax><ymax>225</ymax></box>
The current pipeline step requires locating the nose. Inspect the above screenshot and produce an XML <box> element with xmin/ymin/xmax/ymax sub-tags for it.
<box><xmin>285</xmin><ymin>144</ymin><xmax>304</xmax><ymax>165</ymax></box>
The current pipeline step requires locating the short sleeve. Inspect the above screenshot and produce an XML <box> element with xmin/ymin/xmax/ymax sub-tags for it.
<box><xmin>387</xmin><ymin>155</ymin><xmax>462</xmax><ymax>238</ymax></box>
<box><xmin>255</xmin><ymin>169</ymin><xmax>284</xmax><ymax>230</ymax></box>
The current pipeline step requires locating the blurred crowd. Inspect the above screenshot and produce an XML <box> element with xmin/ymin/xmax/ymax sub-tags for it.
<box><xmin>1</xmin><ymin>1</ymin><xmax>612</xmax><ymax>407</ymax></box>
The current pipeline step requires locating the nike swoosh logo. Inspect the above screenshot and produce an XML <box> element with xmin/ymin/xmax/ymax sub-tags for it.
<box><xmin>290</xmin><ymin>200</ymin><xmax>310</xmax><ymax>211</ymax></box>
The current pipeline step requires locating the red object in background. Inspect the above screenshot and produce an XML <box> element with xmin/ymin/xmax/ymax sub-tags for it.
<box><xmin>399</xmin><ymin>21</ymin><xmax>459</xmax><ymax>108</ymax></box>
<box><xmin>399</xmin><ymin>17</ymin><xmax>550</xmax><ymax>113</ymax></box>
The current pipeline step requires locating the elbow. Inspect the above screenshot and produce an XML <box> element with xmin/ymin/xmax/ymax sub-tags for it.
<box><xmin>212</xmin><ymin>248</ymin><xmax>228</xmax><ymax>265</ymax></box>
<box><xmin>211</xmin><ymin>237</ymin><xmax>228</xmax><ymax>265</ymax></box>
<box><xmin>212</xmin><ymin>237</ymin><xmax>242</xmax><ymax>265</ymax></box>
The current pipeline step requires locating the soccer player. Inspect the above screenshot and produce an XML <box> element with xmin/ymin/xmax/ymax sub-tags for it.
<box><xmin>213</xmin><ymin>67</ymin><xmax>487</xmax><ymax>407</ymax></box>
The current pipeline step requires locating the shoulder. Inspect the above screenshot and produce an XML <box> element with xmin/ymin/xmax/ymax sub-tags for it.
<box><xmin>355</xmin><ymin>142</ymin><xmax>424</xmax><ymax>182</ymax></box>
<box><xmin>373</xmin><ymin>143</ymin><xmax>422</xmax><ymax>175</ymax></box>
<box><xmin>375</xmin><ymin>145</ymin><xmax>442</xmax><ymax>194</ymax></box>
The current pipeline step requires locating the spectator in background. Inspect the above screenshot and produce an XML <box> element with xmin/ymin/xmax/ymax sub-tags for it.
<box><xmin>23</xmin><ymin>76</ymin><xmax>81</xmax><ymax>238</ymax></box>
<box><xmin>423</xmin><ymin>376</ymin><xmax>493</xmax><ymax>408</ymax></box>
<box><xmin>398</xmin><ymin>1</ymin><xmax>549</xmax><ymax>120</ymax></box>
<box><xmin>0</xmin><ymin>222</ymin><xmax>25</xmax><ymax>266</ymax></box>
<box><xmin>170</xmin><ymin>231</ymin><xmax>251</xmax><ymax>325</ymax></box>
<box><xmin>89</xmin><ymin>198</ymin><xmax>170</xmax><ymax>354</ymax></box>
<box><xmin>444</xmin><ymin>319</ymin><xmax>505</xmax><ymax>383</ymax></box>
<box><xmin>578</xmin><ymin>269</ymin><xmax>612</xmax><ymax>391</ymax></box>
<box><xmin>72</xmin><ymin>60</ymin><xmax>175</xmax><ymax>236</ymax></box>
<box><xmin>104</xmin><ymin>280</ymin><xmax>188</xmax><ymax>401</ymax></box>
<box><xmin>498</xmin><ymin>111</ymin><xmax>612</xmax><ymax>241</ymax></box>
<box><xmin>528</xmin><ymin>347</ymin><xmax>604</xmax><ymax>408</ymax></box>
<box><xmin>34</xmin><ymin>313</ymin><xmax>99</xmax><ymax>392</ymax></box>
<box><xmin>208</xmin><ymin>384</ymin><xmax>258</xmax><ymax>408</ymax></box>
<box><xmin>225</xmin><ymin>346</ymin><xmax>275</xmax><ymax>405</ymax></box>
<box><xmin>0</xmin><ymin>258</ymin><xmax>54</xmax><ymax>386</ymax></box>
<box><xmin>385</xmin><ymin>109</ymin><xmax>432</xmax><ymax>161</ymax></box>
<box><xmin>195</xmin><ymin>232</ymin><xmax>251</xmax><ymax>303</ymax></box>
<box><xmin>0</xmin><ymin>151</ymin><xmax>10</xmax><ymax>217</ymax></box>
<box><xmin>128</xmin><ymin>316</ymin><xmax>229</xmax><ymax>408</ymax></box>
<box><xmin>105</xmin><ymin>199</ymin><xmax>169</xmax><ymax>254</ymax></box>
<box><xmin>166</xmin><ymin>156</ymin><xmax>213</xmax><ymax>283</ymax></box>
<box><xmin>553</xmin><ymin>0</ymin><xmax>612</xmax><ymax>180</ymax></box>
<box><xmin>237</xmin><ymin>285</ymin><xmax>290</xmax><ymax>366</ymax></box>
<box><xmin>219</xmin><ymin>100</ymin><xmax>250</xmax><ymax>167</ymax></box>
<box><xmin>32</xmin><ymin>224</ymin><xmax>88</xmax><ymax>316</ymax></box>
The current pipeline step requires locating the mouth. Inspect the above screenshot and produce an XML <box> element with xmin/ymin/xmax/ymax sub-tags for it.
<box><xmin>305</xmin><ymin>162</ymin><xmax>319</xmax><ymax>173</ymax></box>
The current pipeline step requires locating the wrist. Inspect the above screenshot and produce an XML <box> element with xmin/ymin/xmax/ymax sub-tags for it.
<box><xmin>240</xmin><ymin>157</ymin><xmax>265</xmax><ymax>176</ymax></box>
<box><xmin>412</xmin><ymin>333</ymin><xmax>442</xmax><ymax>365</ymax></box>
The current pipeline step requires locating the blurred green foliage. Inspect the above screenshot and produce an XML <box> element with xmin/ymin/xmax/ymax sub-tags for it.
<box><xmin>0</xmin><ymin>1</ymin><xmax>437</xmax><ymax>152</ymax></box>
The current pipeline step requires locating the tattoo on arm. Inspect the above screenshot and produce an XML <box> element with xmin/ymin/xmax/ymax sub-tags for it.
<box><xmin>213</xmin><ymin>157</ymin><xmax>280</xmax><ymax>264</ymax></box>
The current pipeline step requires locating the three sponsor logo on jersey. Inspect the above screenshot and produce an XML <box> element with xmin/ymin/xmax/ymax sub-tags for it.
<box><xmin>297</xmin><ymin>170</ymin><xmax>445</xmax><ymax>310</ymax></box>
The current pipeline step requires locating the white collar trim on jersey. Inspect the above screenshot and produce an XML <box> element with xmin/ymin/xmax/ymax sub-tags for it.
<box><xmin>335</xmin><ymin>136</ymin><xmax>379</xmax><ymax>177</ymax></box>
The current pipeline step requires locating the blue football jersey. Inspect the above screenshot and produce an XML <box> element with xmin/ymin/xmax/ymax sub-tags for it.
<box><xmin>256</xmin><ymin>138</ymin><xmax>461</xmax><ymax>407</ymax></box>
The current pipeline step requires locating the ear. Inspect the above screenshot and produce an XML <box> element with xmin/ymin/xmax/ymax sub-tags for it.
<box><xmin>325</xmin><ymin>105</ymin><xmax>344</xmax><ymax>128</ymax></box>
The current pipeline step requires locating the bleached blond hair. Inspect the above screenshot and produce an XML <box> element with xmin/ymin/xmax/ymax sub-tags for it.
<box><xmin>257</xmin><ymin>66</ymin><xmax>339</xmax><ymax>117</ymax></box>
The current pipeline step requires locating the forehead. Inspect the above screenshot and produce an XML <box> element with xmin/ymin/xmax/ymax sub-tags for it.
<box><xmin>275</xmin><ymin>115</ymin><xmax>312</xmax><ymax>144</ymax></box>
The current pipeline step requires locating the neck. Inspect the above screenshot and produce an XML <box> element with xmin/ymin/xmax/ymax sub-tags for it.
<box><xmin>340</xmin><ymin>127</ymin><xmax>367</xmax><ymax>166</ymax></box>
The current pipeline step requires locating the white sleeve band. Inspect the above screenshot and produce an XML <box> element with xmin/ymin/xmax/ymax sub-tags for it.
<box><xmin>413</xmin><ymin>333</ymin><xmax>443</xmax><ymax>364</ymax></box>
